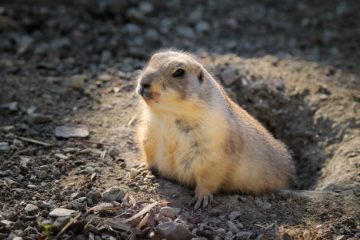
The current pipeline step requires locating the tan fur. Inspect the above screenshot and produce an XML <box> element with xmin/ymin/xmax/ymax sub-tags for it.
<box><xmin>136</xmin><ymin>50</ymin><xmax>295</xmax><ymax>202</ymax></box>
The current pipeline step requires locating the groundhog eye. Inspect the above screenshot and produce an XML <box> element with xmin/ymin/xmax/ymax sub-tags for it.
<box><xmin>172</xmin><ymin>68</ymin><xmax>185</xmax><ymax>78</ymax></box>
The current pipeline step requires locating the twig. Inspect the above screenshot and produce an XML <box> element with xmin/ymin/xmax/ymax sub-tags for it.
<box><xmin>125</xmin><ymin>202</ymin><xmax>158</xmax><ymax>223</ymax></box>
<box><xmin>16</xmin><ymin>136</ymin><xmax>53</xmax><ymax>147</ymax></box>
<box><xmin>9</xmin><ymin>146</ymin><xmax>42</xmax><ymax>161</ymax></box>
<box><xmin>56</xmin><ymin>212</ymin><xmax>82</xmax><ymax>238</ymax></box>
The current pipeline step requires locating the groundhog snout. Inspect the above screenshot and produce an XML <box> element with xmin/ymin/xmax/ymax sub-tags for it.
<box><xmin>137</xmin><ymin>82</ymin><xmax>151</xmax><ymax>97</ymax></box>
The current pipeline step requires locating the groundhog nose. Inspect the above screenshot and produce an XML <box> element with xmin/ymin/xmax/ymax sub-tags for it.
<box><xmin>138</xmin><ymin>83</ymin><xmax>151</xmax><ymax>97</ymax></box>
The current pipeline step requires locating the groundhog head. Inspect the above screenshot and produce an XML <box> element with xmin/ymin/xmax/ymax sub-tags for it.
<box><xmin>136</xmin><ymin>50</ymin><xmax>210</xmax><ymax>114</ymax></box>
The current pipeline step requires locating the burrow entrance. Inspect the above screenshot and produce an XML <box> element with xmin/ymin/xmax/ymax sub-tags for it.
<box><xmin>212</xmin><ymin>55</ymin><xmax>358</xmax><ymax>191</ymax></box>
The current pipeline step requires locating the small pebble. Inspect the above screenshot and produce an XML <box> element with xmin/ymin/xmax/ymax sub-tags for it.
<box><xmin>0</xmin><ymin>142</ymin><xmax>10</xmax><ymax>152</ymax></box>
<box><xmin>49</xmin><ymin>208</ymin><xmax>77</xmax><ymax>217</ymax></box>
<box><xmin>101</xmin><ymin>186</ymin><xmax>124</xmax><ymax>202</ymax></box>
<box><xmin>160</xmin><ymin>206</ymin><xmax>177</xmax><ymax>219</ymax></box>
<box><xmin>24</xmin><ymin>204</ymin><xmax>39</xmax><ymax>215</ymax></box>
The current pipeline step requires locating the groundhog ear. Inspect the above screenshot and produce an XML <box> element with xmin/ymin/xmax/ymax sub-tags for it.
<box><xmin>198</xmin><ymin>71</ymin><xmax>204</xmax><ymax>84</ymax></box>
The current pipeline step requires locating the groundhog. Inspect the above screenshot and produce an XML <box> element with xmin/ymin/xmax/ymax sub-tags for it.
<box><xmin>136</xmin><ymin>50</ymin><xmax>295</xmax><ymax>209</ymax></box>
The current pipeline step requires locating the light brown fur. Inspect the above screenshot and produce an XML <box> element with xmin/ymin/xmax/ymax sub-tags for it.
<box><xmin>136</xmin><ymin>50</ymin><xmax>295</xmax><ymax>208</ymax></box>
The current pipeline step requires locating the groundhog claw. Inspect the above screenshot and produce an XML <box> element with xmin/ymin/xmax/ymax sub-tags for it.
<box><xmin>193</xmin><ymin>194</ymin><xmax>214</xmax><ymax>210</ymax></box>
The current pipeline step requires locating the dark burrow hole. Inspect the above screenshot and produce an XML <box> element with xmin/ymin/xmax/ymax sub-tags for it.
<box><xmin>228</xmin><ymin>78</ymin><xmax>333</xmax><ymax>190</ymax></box>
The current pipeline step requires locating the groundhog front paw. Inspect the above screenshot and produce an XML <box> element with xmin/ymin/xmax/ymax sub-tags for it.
<box><xmin>192</xmin><ymin>193</ymin><xmax>214</xmax><ymax>210</ymax></box>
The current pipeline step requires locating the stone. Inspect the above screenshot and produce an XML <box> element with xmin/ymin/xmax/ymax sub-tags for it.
<box><xmin>37</xmin><ymin>201</ymin><xmax>55</xmax><ymax>210</ymax></box>
<box><xmin>24</xmin><ymin>204</ymin><xmax>39</xmax><ymax>215</ymax></box>
<box><xmin>228</xmin><ymin>210</ymin><xmax>241</xmax><ymax>221</ymax></box>
<box><xmin>235</xmin><ymin>231</ymin><xmax>252</xmax><ymax>238</ymax></box>
<box><xmin>55</xmin><ymin>125</ymin><xmax>89</xmax><ymax>138</ymax></box>
<box><xmin>0</xmin><ymin>142</ymin><xmax>10</xmax><ymax>152</ymax></box>
<box><xmin>126</xmin><ymin>8</ymin><xmax>146</xmax><ymax>24</ymax></box>
<box><xmin>28</xmin><ymin>114</ymin><xmax>52</xmax><ymax>124</ymax></box>
<box><xmin>68</xmin><ymin>74</ymin><xmax>86</xmax><ymax>90</ymax></box>
<box><xmin>123</xmin><ymin>23</ymin><xmax>142</xmax><ymax>35</ymax></box>
<box><xmin>156</xmin><ymin>222</ymin><xmax>193</xmax><ymax>240</ymax></box>
<box><xmin>108</xmin><ymin>147</ymin><xmax>120</xmax><ymax>159</ymax></box>
<box><xmin>101</xmin><ymin>50</ymin><xmax>112</xmax><ymax>62</ymax></box>
<box><xmin>130</xmin><ymin>168</ymin><xmax>138</xmax><ymax>178</ymax></box>
<box><xmin>220</xmin><ymin>68</ymin><xmax>238</xmax><ymax>86</ymax></box>
<box><xmin>195</xmin><ymin>21</ymin><xmax>210</xmax><ymax>33</ymax></box>
<box><xmin>98</xmin><ymin>73</ymin><xmax>112</xmax><ymax>81</ymax></box>
<box><xmin>85</xmin><ymin>166</ymin><xmax>95</xmax><ymax>174</ymax></box>
<box><xmin>49</xmin><ymin>208</ymin><xmax>77</xmax><ymax>217</ymax></box>
<box><xmin>189</xmin><ymin>7</ymin><xmax>203</xmax><ymax>23</ymax></box>
<box><xmin>53</xmin><ymin>216</ymin><xmax>70</xmax><ymax>230</ymax></box>
<box><xmin>101</xmin><ymin>186</ymin><xmax>124</xmax><ymax>202</ymax></box>
<box><xmin>1</xmin><ymin>219</ymin><xmax>14</xmax><ymax>228</ymax></box>
<box><xmin>255</xmin><ymin>199</ymin><xmax>272</xmax><ymax>210</ymax></box>
<box><xmin>177</xmin><ymin>26</ymin><xmax>195</xmax><ymax>39</ymax></box>
<box><xmin>216</xmin><ymin>228</ymin><xmax>226</xmax><ymax>234</ymax></box>
<box><xmin>226</xmin><ymin>220</ymin><xmax>240</xmax><ymax>232</ymax></box>
<box><xmin>0</xmin><ymin>102</ymin><xmax>18</xmax><ymax>112</ymax></box>
<box><xmin>145</xmin><ymin>29</ymin><xmax>159</xmax><ymax>41</ymax></box>
<box><xmin>139</xmin><ymin>2</ymin><xmax>154</xmax><ymax>15</ymax></box>
<box><xmin>159</xmin><ymin>207</ymin><xmax>177</xmax><ymax>219</ymax></box>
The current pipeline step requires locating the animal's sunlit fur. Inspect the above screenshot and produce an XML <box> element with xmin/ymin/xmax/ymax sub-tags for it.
<box><xmin>136</xmin><ymin>50</ymin><xmax>295</xmax><ymax>208</ymax></box>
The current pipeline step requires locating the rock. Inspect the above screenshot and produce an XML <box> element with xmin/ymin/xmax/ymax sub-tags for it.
<box><xmin>235</xmin><ymin>231</ymin><xmax>252</xmax><ymax>238</ymax></box>
<box><xmin>37</xmin><ymin>201</ymin><xmax>55</xmax><ymax>210</ymax></box>
<box><xmin>98</xmin><ymin>73</ymin><xmax>112</xmax><ymax>81</ymax></box>
<box><xmin>225</xmin><ymin>231</ymin><xmax>233</xmax><ymax>240</ymax></box>
<box><xmin>53</xmin><ymin>216</ymin><xmax>70</xmax><ymax>230</ymax></box>
<box><xmin>188</xmin><ymin>7</ymin><xmax>203</xmax><ymax>23</ymax></box>
<box><xmin>123</xmin><ymin>23</ymin><xmax>142</xmax><ymax>35</ymax></box>
<box><xmin>28</xmin><ymin>114</ymin><xmax>52</xmax><ymax>124</ymax></box>
<box><xmin>55</xmin><ymin>125</ymin><xmax>89</xmax><ymax>138</ymax></box>
<box><xmin>109</xmin><ymin>147</ymin><xmax>120</xmax><ymax>159</ymax></box>
<box><xmin>130</xmin><ymin>168</ymin><xmax>138</xmax><ymax>178</ymax></box>
<box><xmin>54</xmin><ymin>153</ymin><xmax>68</xmax><ymax>159</ymax></box>
<box><xmin>145</xmin><ymin>29</ymin><xmax>159</xmax><ymax>41</ymax></box>
<box><xmin>0</xmin><ymin>142</ymin><xmax>10</xmax><ymax>152</ymax></box>
<box><xmin>1</xmin><ymin>219</ymin><xmax>14</xmax><ymax>228</ymax></box>
<box><xmin>49</xmin><ymin>208</ymin><xmax>77</xmax><ymax>217</ymax></box>
<box><xmin>24</xmin><ymin>204</ymin><xmax>39</xmax><ymax>215</ymax></box>
<box><xmin>126</xmin><ymin>8</ymin><xmax>146</xmax><ymax>24</ymax></box>
<box><xmin>85</xmin><ymin>166</ymin><xmax>95</xmax><ymax>174</ymax></box>
<box><xmin>228</xmin><ymin>210</ymin><xmax>241</xmax><ymax>221</ymax></box>
<box><xmin>216</xmin><ymin>228</ymin><xmax>226</xmax><ymax>234</ymax></box>
<box><xmin>159</xmin><ymin>207</ymin><xmax>177</xmax><ymax>219</ymax></box>
<box><xmin>139</xmin><ymin>2</ymin><xmax>154</xmax><ymax>15</ymax></box>
<box><xmin>177</xmin><ymin>26</ymin><xmax>195</xmax><ymax>39</ymax></box>
<box><xmin>156</xmin><ymin>222</ymin><xmax>193</xmax><ymax>240</ymax></box>
<box><xmin>12</xmin><ymin>139</ymin><xmax>23</xmax><ymax>148</ymax></box>
<box><xmin>0</xmin><ymin>101</ymin><xmax>18</xmax><ymax>112</ymax></box>
<box><xmin>16</xmin><ymin>34</ymin><xmax>34</xmax><ymax>54</ymax></box>
<box><xmin>101</xmin><ymin>186</ymin><xmax>124</xmax><ymax>202</ymax></box>
<box><xmin>195</xmin><ymin>21</ymin><xmax>210</xmax><ymax>33</ymax></box>
<box><xmin>220</xmin><ymin>68</ymin><xmax>238</xmax><ymax>86</ymax></box>
<box><xmin>13</xmin><ymin>237</ymin><xmax>23</xmax><ymax>240</ymax></box>
<box><xmin>68</xmin><ymin>74</ymin><xmax>86</xmax><ymax>90</ymax></box>
<box><xmin>171</xmin><ymin>207</ymin><xmax>181</xmax><ymax>215</ymax></box>
<box><xmin>255</xmin><ymin>199</ymin><xmax>272</xmax><ymax>210</ymax></box>
<box><xmin>226</xmin><ymin>220</ymin><xmax>240</xmax><ymax>233</ymax></box>
<box><xmin>101</xmin><ymin>51</ymin><xmax>112</xmax><ymax>62</ymax></box>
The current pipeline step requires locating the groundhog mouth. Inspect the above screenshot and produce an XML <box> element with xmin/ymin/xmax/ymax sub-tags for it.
<box><xmin>138</xmin><ymin>89</ymin><xmax>160</xmax><ymax>103</ymax></box>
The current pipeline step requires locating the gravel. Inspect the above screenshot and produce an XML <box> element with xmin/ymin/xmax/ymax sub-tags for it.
<box><xmin>49</xmin><ymin>208</ymin><xmax>77</xmax><ymax>218</ymax></box>
<box><xmin>101</xmin><ymin>186</ymin><xmax>125</xmax><ymax>202</ymax></box>
<box><xmin>55</xmin><ymin>125</ymin><xmax>89</xmax><ymax>138</ymax></box>
<box><xmin>24</xmin><ymin>204</ymin><xmax>39</xmax><ymax>215</ymax></box>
